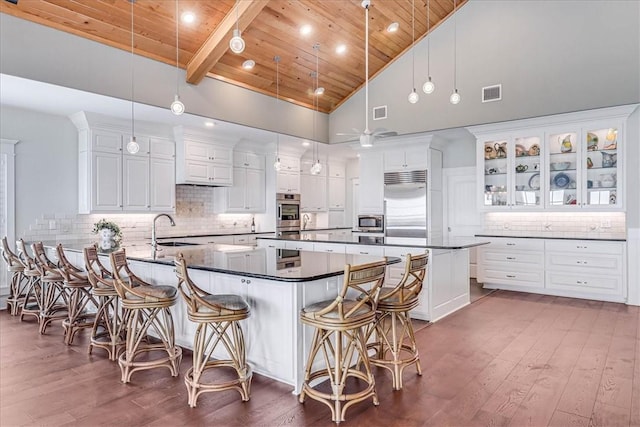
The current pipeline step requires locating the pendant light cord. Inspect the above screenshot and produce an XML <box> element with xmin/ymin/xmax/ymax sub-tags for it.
<box><xmin>130</xmin><ymin>0</ymin><xmax>135</xmax><ymax>138</ymax></box>
<box><xmin>453</xmin><ymin>0</ymin><xmax>457</xmax><ymax>90</ymax></box>
<box><xmin>175</xmin><ymin>0</ymin><xmax>179</xmax><ymax>96</ymax></box>
<box><xmin>411</xmin><ymin>0</ymin><xmax>415</xmax><ymax>90</ymax></box>
<box><xmin>364</xmin><ymin>3</ymin><xmax>369</xmax><ymax>132</ymax></box>
<box><xmin>427</xmin><ymin>0</ymin><xmax>430</xmax><ymax>76</ymax></box>
<box><xmin>275</xmin><ymin>55</ymin><xmax>280</xmax><ymax>158</ymax></box>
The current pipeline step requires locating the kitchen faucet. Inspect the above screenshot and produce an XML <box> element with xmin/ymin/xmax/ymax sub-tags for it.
<box><xmin>151</xmin><ymin>213</ymin><xmax>176</xmax><ymax>250</ymax></box>
<box><xmin>302</xmin><ymin>213</ymin><xmax>310</xmax><ymax>230</ymax></box>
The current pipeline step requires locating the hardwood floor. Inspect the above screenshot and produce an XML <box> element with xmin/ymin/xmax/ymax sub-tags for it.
<box><xmin>1</xmin><ymin>291</ymin><xmax>638</xmax><ymax>426</ymax></box>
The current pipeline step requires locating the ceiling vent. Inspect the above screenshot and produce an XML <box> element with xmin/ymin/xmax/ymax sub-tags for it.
<box><xmin>372</xmin><ymin>105</ymin><xmax>387</xmax><ymax>121</ymax></box>
<box><xmin>482</xmin><ymin>84</ymin><xmax>502</xmax><ymax>103</ymax></box>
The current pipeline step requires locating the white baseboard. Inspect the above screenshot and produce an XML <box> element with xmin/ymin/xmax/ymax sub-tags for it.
<box><xmin>627</xmin><ymin>228</ymin><xmax>640</xmax><ymax>306</ymax></box>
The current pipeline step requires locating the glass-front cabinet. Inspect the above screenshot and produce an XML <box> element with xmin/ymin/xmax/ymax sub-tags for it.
<box><xmin>478</xmin><ymin>132</ymin><xmax>543</xmax><ymax>210</ymax></box>
<box><xmin>546</xmin><ymin>120</ymin><xmax>622</xmax><ymax>210</ymax></box>
<box><xmin>470</xmin><ymin>105</ymin><xmax>634</xmax><ymax>212</ymax></box>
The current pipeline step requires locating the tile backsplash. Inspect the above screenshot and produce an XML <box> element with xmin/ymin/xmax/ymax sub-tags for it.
<box><xmin>22</xmin><ymin>186</ymin><xmax>256</xmax><ymax>243</ymax></box>
<box><xmin>483</xmin><ymin>211</ymin><xmax>626</xmax><ymax>239</ymax></box>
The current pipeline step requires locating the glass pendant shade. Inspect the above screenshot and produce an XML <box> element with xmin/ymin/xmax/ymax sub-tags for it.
<box><xmin>273</xmin><ymin>157</ymin><xmax>282</xmax><ymax>171</ymax></box>
<box><xmin>170</xmin><ymin>94</ymin><xmax>185</xmax><ymax>115</ymax></box>
<box><xmin>126</xmin><ymin>136</ymin><xmax>140</xmax><ymax>154</ymax></box>
<box><xmin>229</xmin><ymin>29</ymin><xmax>245</xmax><ymax>54</ymax></box>
<box><xmin>310</xmin><ymin>160</ymin><xmax>322</xmax><ymax>175</ymax></box>
<box><xmin>422</xmin><ymin>77</ymin><xmax>435</xmax><ymax>94</ymax></box>
<box><xmin>450</xmin><ymin>89</ymin><xmax>461</xmax><ymax>104</ymax></box>
<box><xmin>408</xmin><ymin>89</ymin><xmax>419</xmax><ymax>104</ymax></box>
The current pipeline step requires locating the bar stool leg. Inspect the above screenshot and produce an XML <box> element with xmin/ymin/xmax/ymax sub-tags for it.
<box><xmin>6</xmin><ymin>271</ymin><xmax>27</xmax><ymax>316</ymax></box>
<box><xmin>89</xmin><ymin>294</ymin><xmax>126</xmax><ymax>361</ymax></box>
<box><xmin>63</xmin><ymin>286</ymin><xmax>96</xmax><ymax>345</ymax></box>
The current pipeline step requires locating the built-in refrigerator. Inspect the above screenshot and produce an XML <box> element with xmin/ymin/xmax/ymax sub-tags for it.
<box><xmin>383</xmin><ymin>170</ymin><xmax>428</xmax><ymax>238</ymax></box>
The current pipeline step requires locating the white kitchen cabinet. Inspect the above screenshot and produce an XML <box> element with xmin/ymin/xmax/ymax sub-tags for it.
<box><xmin>276</xmin><ymin>155</ymin><xmax>300</xmax><ymax>194</ymax></box>
<box><xmin>175</xmin><ymin>130</ymin><xmax>234</xmax><ymax>186</ymax></box>
<box><xmin>383</xmin><ymin>246</ymin><xmax>430</xmax><ymax>320</ymax></box>
<box><xmin>469</xmin><ymin>105</ymin><xmax>636</xmax><ymax>212</ymax></box>
<box><xmin>327</xmin><ymin>162</ymin><xmax>346</xmax><ymax>178</ymax></box>
<box><xmin>300</xmin><ymin>173</ymin><xmax>327</xmax><ymax>212</ymax></box>
<box><xmin>214</xmin><ymin>154</ymin><xmax>265</xmax><ymax>213</ymax></box>
<box><xmin>91</xmin><ymin>151</ymin><xmax>123</xmax><ymax>211</ymax></box>
<box><xmin>182</xmin><ymin>159</ymin><xmax>232</xmax><ymax>186</ymax></box>
<box><xmin>358</xmin><ymin>151</ymin><xmax>384</xmax><ymax>214</ymax></box>
<box><xmin>477</xmin><ymin>238</ymin><xmax>545</xmax><ymax>288</ymax></box>
<box><xmin>150</xmin><ymin>157</ymin><xmax>175</xmax><ymax>211</ymax></box>
<box><xmin>234</xmin><ymin>151</ymin><xmax>264</xmax><ymax>170</ymax></box>
<box><xmin>545</xmin><ymin>240</ymin><xmax>625</xmax><ymax>301</ymax></box>
<box><xmin>313</xmin><ymin>242</ymin><xmax>346</xmax><ymax>254</ymax></box>
<box><xmin>91</xmin><ymin>129</ymin><xmax>123</xmax><ymax>153</ymax></box>
<box><xmin>122</xmin><ymin>154</ymin><xmax>150</xmax><ymax>211</ymax></box>
<box><xmin>328</xmin><ymin>176</ymin><xmax>346</xmax><ymax>210</ymax></box>
<box><xmin>383</xmin><ymin>147</ymin><xmax>428</xmax><ymax>172</ymax></box>
<box><xmin>344</xmin><ymin>244</ymin><xmax>384</xmax><ymax>257</ymax></box>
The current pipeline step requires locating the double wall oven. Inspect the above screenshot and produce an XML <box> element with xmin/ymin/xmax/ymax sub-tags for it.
<box><xmin>276</xmin><ymin>193</ymin><xmax>301</xmax><ymax>237</ymax></box>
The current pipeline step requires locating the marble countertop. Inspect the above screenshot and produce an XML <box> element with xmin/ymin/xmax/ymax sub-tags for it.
<box><xmin>46</xmin><ymin>240</ymin><xmax>399</xmax><ymax>283</ymax></box>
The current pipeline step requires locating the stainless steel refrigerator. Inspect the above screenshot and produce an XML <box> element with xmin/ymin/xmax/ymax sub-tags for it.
<box><xmin>384</xmin><ymin>170</ymin><xmax>428</xmax><ymax>238</ymax></box>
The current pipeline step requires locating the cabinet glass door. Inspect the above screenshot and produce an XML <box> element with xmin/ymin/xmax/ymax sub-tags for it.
<box><xmin>547</xmin><ymin>131</ymin><xmax>578</xmax><ymax>207</ymax></box>
<box><xmin>513</xmin><ymin>136</ymin><xmax>541</xmax><ymax>207</ymax></box>
<box><xmin>482</xmin><ymin>139</ymin><xmax>508</xmax><ymax>207</ymax></box>
<box><xmin>583</xmin><ymin>126</ymin><xmax>619</xmax><ymax>207</ymax></box>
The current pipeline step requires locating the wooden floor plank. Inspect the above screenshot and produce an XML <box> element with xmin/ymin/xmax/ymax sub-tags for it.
<box><xmin>1</xmin><ymin>290</ymin><xmax>639</xmax><ymax>427</ymax></box>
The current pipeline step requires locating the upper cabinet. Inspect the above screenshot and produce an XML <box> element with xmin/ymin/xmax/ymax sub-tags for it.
<box><xmin>71</xmin><ymin>113</ymin><xmax>176</xmax><ymax>214</ymax></box>
<box><xmin>276</xmin><ymin>155</ymin><xmax>300</xmax><ymax>194</ymax></box>
<box><xmin>469</xmin><ymin>105</ymin><xmax>636</xmax><ymax>212</ymax></box>
<box><xmin>174</xmin><ymin>126</ymin><xmax>235</xmax><ymax>186</ymax></box>
<box><xmin>214</xmin><ymin>151</ymin><xmax>265</xmax><ymax>213</ymax></box>
<box><xmin>384</xmin><ymin>147</ymin><xmax>428</xmax><ymax>172</ymax></box>
<box><xmin>300</xmin><ymin>159</ymin><xmax>327</xmax><ymax>212</ymax></box>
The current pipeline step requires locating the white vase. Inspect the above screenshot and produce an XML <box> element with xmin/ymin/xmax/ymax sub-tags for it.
<box><xmin>98</xmin><ymin>229</ymin><xmax>117</xmax><ymax>251</ymax></box>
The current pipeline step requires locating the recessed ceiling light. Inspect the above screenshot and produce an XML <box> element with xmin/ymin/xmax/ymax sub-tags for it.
<box><xmin>314</xmin><ymin>87</ymin><xmax>325</xmax><ymax>96</ymax></box>
<box><xmin>204</xmin><ymin>121</ymin><xmax>215</xmax><ymax>128</ymax></box>
<box><xmin>242</xmin><ymin>59</ymin><xmax>255</xmax><ymax>70</ymax></box>
<box><xmin>302</xmin><ymin>141</ymin><xmax>310</xmax><ymax>147</ymax></box>
<box><xmin>300</xmin><ymin>24</ymin><xmax>312</xmax><ymax>36</ymax></box>
<box><xmin>387</xmin><ymin>22</ymin><xmax>399</xmax><ymax>33</ymax></box>
<box><xmin>181</xmin><ymin>11</ymin><xmax>195</xmax><ymax>24</ymax></box>
<box><xmin>335</xmin><ymin>44</ymin><xmax>347</xmax><ymax>54</ymax></box>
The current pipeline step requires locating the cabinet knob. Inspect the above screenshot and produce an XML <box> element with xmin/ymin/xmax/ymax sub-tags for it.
<box><xmin>246</xmin><ymin>279</ymin><xmax>251</xmax><ymax>284</ymax></box>
<box><xmin>506</xmin><ymin>257</ymin><xmax>516</xmax><ymax>260</ymax></box>
<box><xmin>241</xmin><ymin>278</ymin><xmax>246</xmax><ymax>283</ymax></box>
<box><xmin>506</xmin><ymin>243</ymin><xmax>516</xmax><ymax>246</ymax></box>
<box><xmin>506</xmin><ymin>274</ymin><xmax>516</xmax><ymax>278</ymax></box>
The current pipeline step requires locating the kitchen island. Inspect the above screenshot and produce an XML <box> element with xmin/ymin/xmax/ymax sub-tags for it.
<box><xmin>258</xmin><ymin>231</ymin><xmax>489</xmax><ymax>322</ymax></box>
<box><xmin>49</xmin><ymin>241</ymin><xmax>399</xmax><ymax>394</ymax></box>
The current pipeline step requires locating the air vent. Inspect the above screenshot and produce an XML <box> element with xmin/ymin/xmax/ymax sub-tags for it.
<box><xmin>482</xmin><ymin>84</ymin><xmax>502</xmax><ymax>103</ymax></box>
<box><xmin>384</xmin><ymin>170</ymin><xmax>427</xmax><ymax>185</ymax></box>
<box><xmin>372</xmin><ymin>105</ymin><xmax>387</xmax><ymax>120</ymax></box>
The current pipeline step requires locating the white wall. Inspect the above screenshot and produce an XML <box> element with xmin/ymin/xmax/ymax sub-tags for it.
<box><xmin>0</xmin><ymin>106</ymin><xmax>78</xmax><ymax>237</ymax></box>
<box><xmin>0</xmin><ymin>14</ymin><xmax>329</xmax><ymax>143</ymax></box>
<box><xmin>330</xmin><ymin>0</ymin><xmax>640</xmax><ymax>141</ymax></box>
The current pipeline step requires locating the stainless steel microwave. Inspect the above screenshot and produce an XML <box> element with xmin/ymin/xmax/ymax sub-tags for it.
<box><xmin>357</xmin><ymin>215</ymin><xmax>384</xmax><ymax>233</ymax></box>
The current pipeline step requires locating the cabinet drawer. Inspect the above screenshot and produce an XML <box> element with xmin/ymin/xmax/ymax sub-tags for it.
<box><xmin>234</xmin><ymin>235</ymin><xmax>256</xmax><ymax>245</ymax></box>
<box><xmin>546</xmin><ymin>272</ymin><xmax>623</xmax><ymax>295</ymax></box>
<box><xmin>545</xmin><ymin>240</ymin><xmax>624</xmax><ymax>255</ymax></box>
<box><xmin>545</xmin><ymin>252</ymin><xmax>623</xmax><ymax>274</ymax></box>
<box><xmin>482</xmin><ymin>267</ymin><xmax>544</xmax><ymax>287</ymax></box>
<box><xmin>483</xmin><ymin>250</ymin><xmax>544</xmax><ymax>266</ymax></box>
<box><xmin>313</xmin><ymin>243</ymin><xmax>345</xmax><ymax>254</ymax></box>
<box><xmin>344</xmin><ymin>245</ymin><xmax>384</xmax><ymax>256</ymax></box>
<box><xmin>485</xmin><ymin>238</ymin><xmax>544</xmax><ymax>251</ymax></box>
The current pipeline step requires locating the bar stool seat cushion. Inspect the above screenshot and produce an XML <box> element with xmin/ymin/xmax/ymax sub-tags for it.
<box><xmin>199</xmin><ymin>294</ymin><xmax>249</xmax><ymax>313</ymax></box>
<box><xmin>125</xmin><ymin>285</ymin><xmax>177</xmax><ymax>301</ymax></box>
<box><xmin>41</xmin><ymin>271</ymin><xmax>64</xmax><ymax>282</ymax></box>
<box><xmin>7</xmin><ymin>264</ymin><xmax>24</xmax><ymax>272</ymax></box>
<box><xmin>64</xmin><ymin>272</ymin><xmax>90</xmax><ymax>287</ymax></box>
<box><xmin>301</xmin><ymin>298</ymin><xmax>373</xmax><ymax>319</ymax></box>
<box><xmin>377</xmin><ymin>287</ymin><xmax>419</xmax><ymax>303</ymax></box>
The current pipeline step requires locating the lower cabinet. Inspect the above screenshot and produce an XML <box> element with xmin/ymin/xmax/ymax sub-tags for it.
<box><xmin>478</xmin><ymin>237</ymin><xmax>626</xmax><ymax>302</ymax></box>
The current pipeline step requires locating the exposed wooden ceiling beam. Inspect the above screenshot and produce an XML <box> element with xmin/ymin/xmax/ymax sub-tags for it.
<box><xmin>186</xmin><ymin>0</ymin><xmax>269</xmax><ymax>85</ymax></box>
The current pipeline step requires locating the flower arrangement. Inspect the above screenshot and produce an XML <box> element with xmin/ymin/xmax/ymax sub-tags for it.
<box><xmin>92</xmin><ymin>218</ymin><xmax>122</xmax><ymax>243</ymax></box>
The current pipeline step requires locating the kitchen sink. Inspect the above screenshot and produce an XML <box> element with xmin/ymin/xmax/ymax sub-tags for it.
<box><xmin>156</xmin><ymin>241</ymin><xmax>200</xmax><ymax>247</ymax></box>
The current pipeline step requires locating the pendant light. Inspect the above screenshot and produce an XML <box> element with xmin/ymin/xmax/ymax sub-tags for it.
<box><xmin>450</xmin><ymin>0</ymin><xmax>461</xmax><ymax>105</ymax></box>
<box><xmin>310</xmin><ymin>43</ymin><xmax>322</xmax><ymax>175</ymax></box>
<box><xmin>126</xmin><ymin>0</ymin><xmax>139</xmax><ymax>154</ymax></box>
<box><xmin>170</xmin><ymin>0</ymin><xmax>185</xmax><ymax>115</ymax></box>
<box><xmin>229</xmin><ymin>1</ymin><xmax>245</xmax><ymax>54</ymax></box>
<box><xmin>407</xmin><ymin>0</ymin><xmax>419</xmax><ymax>104</ymax></box>
<box><xmin>273</xmin><ymin>55</ymin><xmax>282</xmax><ymax>171</ymax></box>
<box><xmin>422</xmin><ymin>0</ymin><xmax>435</xmax><ymax>94</ymax></box>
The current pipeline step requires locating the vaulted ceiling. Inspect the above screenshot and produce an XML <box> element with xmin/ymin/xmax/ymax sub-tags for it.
<box><xmin>0</xmin><ymin>0</ymin><xmax>464</xmax><ymax>113</ymax></box>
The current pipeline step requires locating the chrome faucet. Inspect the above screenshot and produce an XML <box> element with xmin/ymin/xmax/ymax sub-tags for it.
<box><xmin>302</xmin><ymin>213</ymin><xmax>310</xmax><ymax>230</ymax></box>
<box><xmin>151</xmin><ymin>213</ymin><xmax>176</xmax><ymax>250</ymax></box>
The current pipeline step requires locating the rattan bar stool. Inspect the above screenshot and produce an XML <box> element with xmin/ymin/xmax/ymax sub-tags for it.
<box><xmin>299</xmin><ymin>259</ymin><xmax>387</xmax><ymax>424</ymax></box>
<box><xmin>1</xmin><ymin>237</ymin><xmax>27</xmax><ymax>316</ymax></box>
<box><xmin>366</xmin><ymin>252</ymin><xmax>428</xmax><ymax>391</ymax></box>
<box><xmin>84</xmin><ymin>245</ymin><xmax>126</xmax><ymax>361</ymax></box>
<box><xmin>110</xmin><ymin>249</ymin><xmax>182</xmax><ymax>383</ymax></box>
<box><xmin>31</xmin><ymin>242</ymin><xmax>68</xmax><ymax>334</ymax></box>
<box><xmin>56</xmin><ymin>244</ymin><xmax>97</xmax><ymax>345</ymax></box>
<box><xmin>16</xmin><ymin>239</ymin><xmax>42</xmax><ymax>324</ymax></box>
<box><xmin>175</xmin><ymin>253</ymin><xmax>252</xmax><ymax>407</ymax></box>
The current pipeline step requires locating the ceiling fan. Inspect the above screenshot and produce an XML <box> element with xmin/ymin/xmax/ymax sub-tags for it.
<box><xmin>336</xmin><ymin>0</ymin><xmax>397</xmax><ymax>147</ymax></box>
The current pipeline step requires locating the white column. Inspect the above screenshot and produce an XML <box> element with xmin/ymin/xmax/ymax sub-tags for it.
<box><xmin>0</xmin><ymin>139</ymin><xmax>18</xmax><ymax>308</ymax></box>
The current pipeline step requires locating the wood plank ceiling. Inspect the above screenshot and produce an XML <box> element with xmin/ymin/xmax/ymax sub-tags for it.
<box><xmin>0</xmin><ymin>0</ymin><xmax>463</xmax><ymax>113</ymax></box>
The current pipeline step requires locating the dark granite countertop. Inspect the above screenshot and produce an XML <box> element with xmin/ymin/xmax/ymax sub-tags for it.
<box><xmin>45</xmin><ymin>241</ymin><xmax>399</xmax><ymax>283</ymax></box>
<box><xmin>259</xmin><ymin>233</ymin><xmax>488</xmax><ymax>250</ymax></box>
<box><xmin>475</xmin><ymin>234</ymin><xmax>626</xmax><ymax>242</ymax></box>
